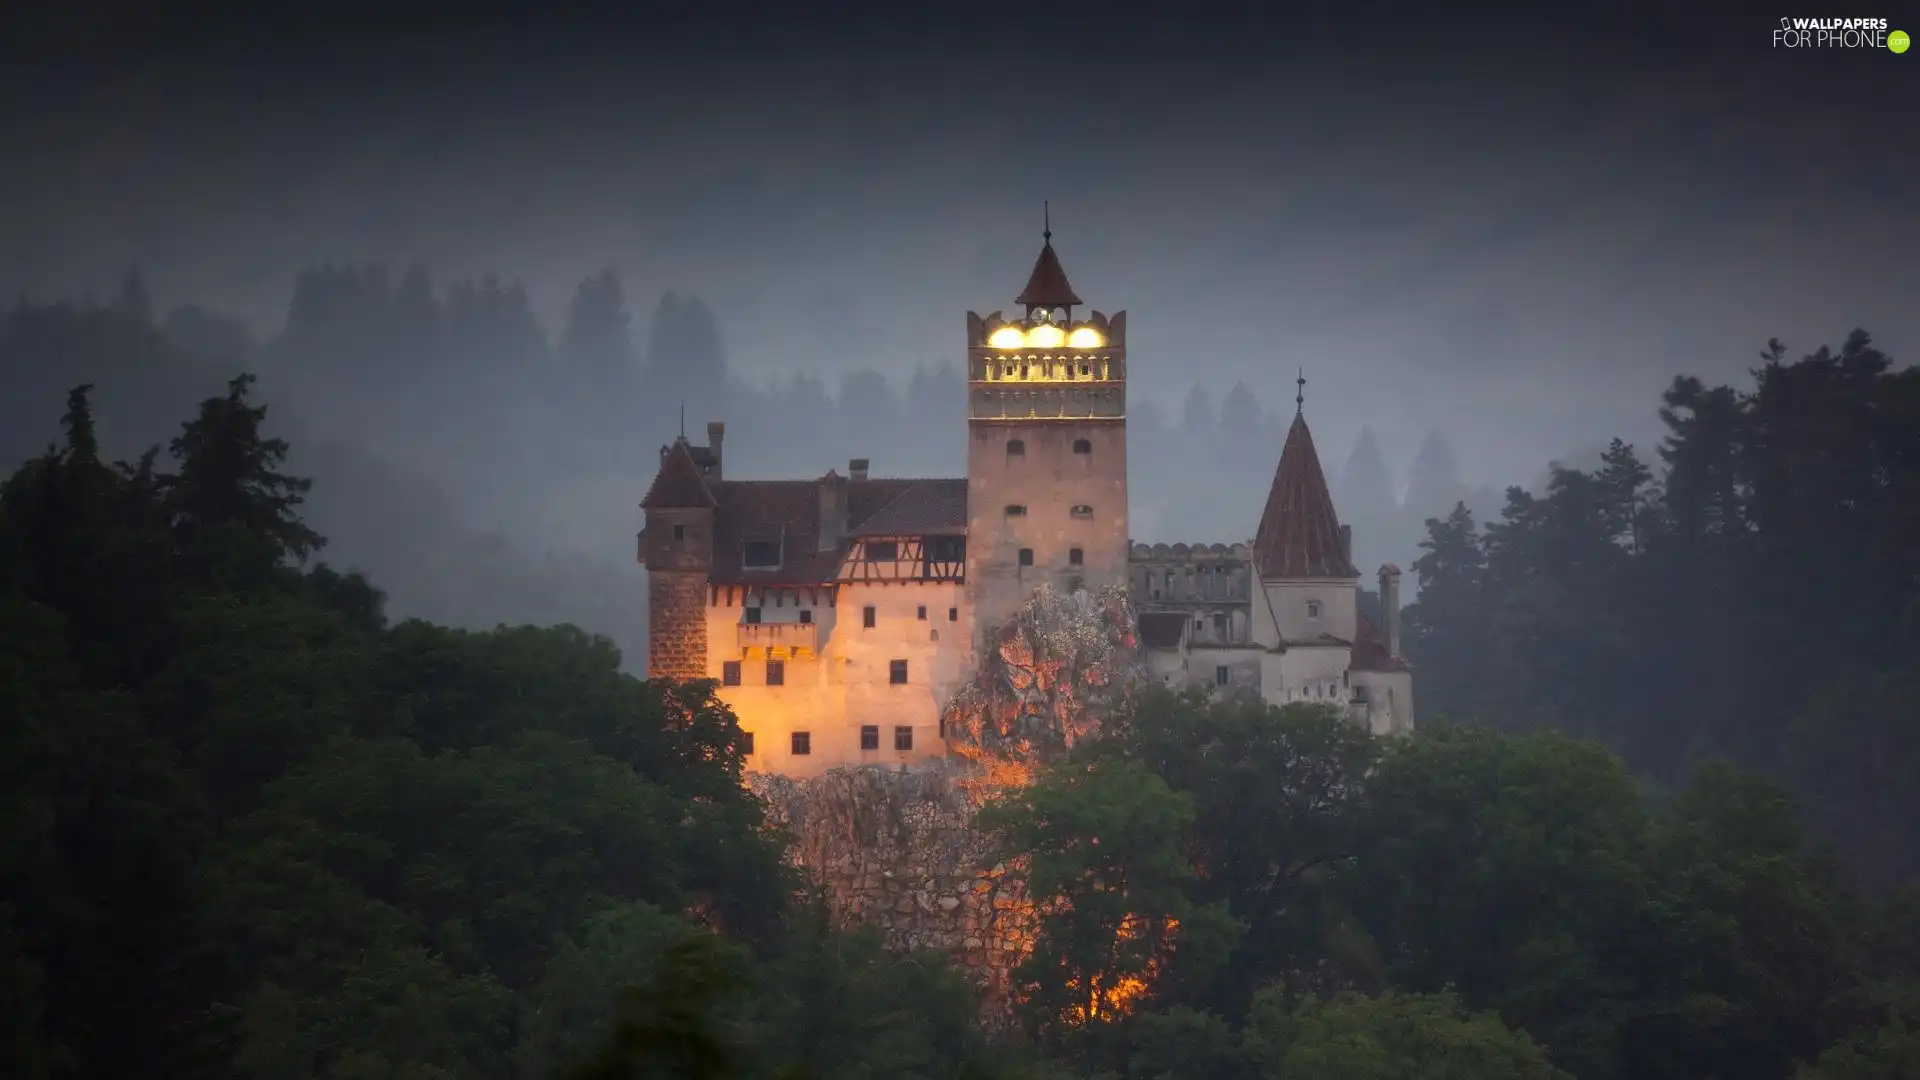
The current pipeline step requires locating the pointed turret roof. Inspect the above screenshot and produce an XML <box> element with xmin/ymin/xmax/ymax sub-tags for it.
<box><xmin>1252</xmin><ymin>413</ymin><xmax>1359</xmax><ymax>578</ymax></box>
<box><xmin>641</xmin><ymin>438</ymin><xmax>717</xmax><ymax>509</ymax></box>
<box><xmin>1016</xmin><ymin>239</ymin><xmax>1083</xmax><ymax>309</ymax></box>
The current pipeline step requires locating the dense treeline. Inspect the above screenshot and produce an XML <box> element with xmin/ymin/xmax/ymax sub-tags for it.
<box><xmin>1401</xmin><ymin>330</ymin><xmax>1920</xmax><ymax>884</ymax></box>
<box><xmin>981</xmin><ymin>690</ymin><xmax>1920</xmax><ymax>1080</ymax></box>
<box><xmin>0</xmin><ymin>379</ymin><xmax>1022</xmax><ymax>1080</ymax></box>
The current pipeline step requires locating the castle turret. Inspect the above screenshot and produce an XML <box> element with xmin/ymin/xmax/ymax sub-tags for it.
<box><xmin>641</xmin><ymin>435</ymin><xmax>718</xmax><ymax>680</ymax></box>
<box><xmin>964</xmin><ymin>217</ymin><xmax>1130</xmax><ymax>638</ymax></box>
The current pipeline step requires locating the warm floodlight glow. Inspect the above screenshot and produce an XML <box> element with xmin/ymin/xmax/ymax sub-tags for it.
<box><xmin>1026</xmin><ymin>324</ymin><xmax>1067</xmax><ymax>349</ymax></box>
<box><xmin>988</xmin><ymin>326</ymin><xmax>1026</xmax><ymax>349</ymax></box>
<box><xmin>1067</xmin><ymin>327</ymin><xmax>1104</xmax><ymax>348</ymax></box>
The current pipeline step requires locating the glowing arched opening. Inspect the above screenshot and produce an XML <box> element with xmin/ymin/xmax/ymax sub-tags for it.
<box><xmin>1067</xmin><ymin>327</ymin><xmax>1104</xmax><ymax>348</ymax></box>
<box><xmin>988</xmin><ymin>326</ymin><xmax>1027</xmax><ymax>350</ymax></box>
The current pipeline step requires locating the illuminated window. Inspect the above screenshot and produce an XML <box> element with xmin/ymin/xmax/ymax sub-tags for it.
<box><xmin>1018</xmin><ymin>548</ymin><xmax>1034</xmax><ymax>567</ymax></box>
<box><xmin>1007</xmin><ymin>438</ymin><xmax>1025</xmax><ymax>455</ymax></box>
<box><xmin>1072</xmin><ymin>438</ymin><xmax>1092</xmax><ymax>454</ymax></box>
<box><xmin>863</xmin><ymin>606</ymin><xmax>876</xmax><ymax>628</ymax></box>
<box><xmin>861</xmin><ymin>725</ymin><xmax>879</xmax><ymax>750</ymax></box>
<box><xmin>894</xmin><ymin>725</ymin><xmax>914</xmax><ymax>751</ymax></box>
<box><xmin>1005</xmin><ymin>504</ymin><xmax>1027</xmax><ymax>517</ymax></box>
<box><xmin>791</xmin><ymin>731</ymin><xmax>812</xmax><ymax>755</ymax></box>
<box><xmin>722</xmin><ymin>661</ymin><xmax>741</xmax><ymax>686</ymax></box>
<box><xmin>743</xmin><ymin>606</ymin><xmax>762</xmax><ymax>624</ymax></box>
<box><xmin>1071</xmin><ymin>504</ymin><xmax>1094</xmax><ymax>518</ymax></box>
<box><xmin>890</xmin><ymin>659</ymin><xmax>908</xmax><ymax>684</ymax></box>
<box><xmin>765</xmin><ymin>659</ymin><xmax>784</xmax><ymax>686</ymax></box>
<box><xmin>865</xmin><ymin>540</ymin><xmax>898</xmax><ymax>561</ymax></box>
<box><xmin>1069</xmin><ymin>548</ymin><xmax>1083</xmax><ymax>565</ymax></box>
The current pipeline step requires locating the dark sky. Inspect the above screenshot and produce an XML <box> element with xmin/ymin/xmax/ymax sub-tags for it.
<box><xmin>3</xmin><ymin>4</ymin><xmax>1915</xmax><ymax>482</ymax></box>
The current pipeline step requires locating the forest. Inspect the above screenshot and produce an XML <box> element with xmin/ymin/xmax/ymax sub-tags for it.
<box><xmin>2</xmin><ymin>275</ymin><xmax>1917</xmax><ymax>1079</ymax></box>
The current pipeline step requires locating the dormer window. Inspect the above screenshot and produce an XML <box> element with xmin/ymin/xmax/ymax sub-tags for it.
<box><xmin>1306</xmin><ymin>600</ymin><xmax>1322</xmax><ymax>619</ymax></box>
<box><xmin>742</xmin><ymin>540</ymin><xmax>781</xmax><ymax>569</ymax></box>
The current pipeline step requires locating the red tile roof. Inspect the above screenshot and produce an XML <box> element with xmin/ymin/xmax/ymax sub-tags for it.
<box><xmin>1016</xmin><ymin>241</ymin><xmax>1083</xmax><ymax>308</ymax></box>
<box><xmin>853</xmin><ymin>480</ymin><xmax>968</xmax><ymax>536</ymax></box>
<box><xmin>1253</xmin><ymin>413</ymin><xmax>1359</xmax><ymax>579</ymax></box>
<box><xmin>1351</xmin><ymin>612</ymin><xmax>1410</xmax><ymax>672</ymax></box>
<box><xmin>640</xmin><ymin>439</ymin><xmax>716</xmax><ymax>509</ymax></box>
<box><xmin>700</xmin><ymin>477</ymin><xmax>969</xmax><ymax>584</ymax></box>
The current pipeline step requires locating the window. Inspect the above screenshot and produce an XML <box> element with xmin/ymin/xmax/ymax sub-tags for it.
<box><xmin>948</xmin><ymin>607</ymin><xmax>958</xmax><ymax>622</ymax></box>
<box><xmin>1007</xmin><ymin>438</ymin><xmax>1026</xmax><ymax>455</ymax></box>
<box><xmin>1215</xmin><ymin>665</ymin><xmax>1230</xmax><ymax>687</ymax></box>
<box><xmin>1069</xmin><ymin>547</ymin><xmax>1084</xmax><ymax>565</ymax></box>
<box><xmin>1005</xmin><ymin>504</ymin><xmax>1027</xmax><ymax>517</ymax></box>
<box><xmin>1018</xmin><ymin>548</ymin><xmax>1034</xmax><ymax>567</ymax></box>
<box><xmin>799</xmin><ymin>609</ymin><xmax>813</xmax><ymax>624</ymax></box>
<box><xmin>1073</xmin><ymin>438</ymin><xmax>1092</xmax><ymax>454</ymax></box>
<box><xmin>743</xmin><ymin>606</ymin><xmax>762</xmax><ymax>624</ymax></box>
<box><xmin>861</xmin><ymin>725</ymin><xmax>879</xmax><ymax>750</ymax></box>
<box><xmin>741</xmin><ymin>731</ymin><xmax>754</xmax><ymax>754</ymax></box>
<box><xmin>927</xmin><ymin>536</ymin><xmax>965</xmax><ymax>562</ymax></box>
<box><xmin>791</xmin><ymin>731</ymin><xmax>812</xmax><ymax>755</ymax></box>
<box><xmin>863</xmin><ymin>606</ymin><xmax>876</xmax><ymax>628</ymax></box>
<box><xmin>765</xmin><ymin>659</ymin><xmax>784</xmax><ymax>686</ymax></box>
<box><xmin>894</xmin><ymin>725</ymin><xmax>914</xmax><ymax>751</ymax></box>
<box><xmin>889</xmin><ymin>659</ymin><xmax>909</xmax><ymax>685</ymax></box>
<box><xmin>865</xmin><ymin>540</ymin><xmax>898</xmax><ymax>562</ymax></box>
<box><xmin>917</xmin><ymin>605</ymin><xmax>927</xmax><ymax>620</ymax></box>
<box><xmin>672</xmin><ymin>524</ymin><xmax>685</xmax><ymax>540</ymax></box>
<box><xmin>1067</xmin><ymin>576</ymin><xmax>1083</xmax><ymax>592</ymax></box>
<box><xmin>1071</xmin><ymin>504</ymin><xmax>1094</xmax><ymax>518</ymax></box>
<box><xmin>742</xmin><ymin>540</ymin><xmax>781</xmax><ymax>568</ymax></box>
<box><xmin>1195</xmin><ymin>619</ymin><xmax>1205</xmax><ymax>631</ymax></box>
<box><xmin>1213</xmin><ymin>614</ymin><xmax>1228</xmax><ymax>638</ymax></box>
<box><xmin>722</xmin><ymin>661</ymin><xmax>741</xmax><ymax>686</ymax></box>
<box><xmin>1306</xmin><ymin>600</ymin><xmax>1322</xmax><ymax>618</ymax></box>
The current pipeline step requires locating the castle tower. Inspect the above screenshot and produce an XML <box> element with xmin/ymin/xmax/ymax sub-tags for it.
<box><xmin>964</xmin><ymin>224</ymin><xmax>1130</xmax><ymax>638</ymax></box>
<box><xmin>1248</xmin><ymin>380</ymin><xmax>1362</xmax><ymax>655</ymax></box>
<box><xmin>640</xmin><ymin>434</ymin><xmax>719</xmax><ymax>679</ymax></box>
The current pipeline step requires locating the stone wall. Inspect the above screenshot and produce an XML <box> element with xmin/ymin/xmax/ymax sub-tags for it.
<box><xmin>647</xmin><ymin>569</ymin><xmax>708</xmax><ymax>679</ymax></box>
<box><xmin>750</xmin><ymin>764</ymin><xmax>1034</xmax><ymax>1028</ymax></box>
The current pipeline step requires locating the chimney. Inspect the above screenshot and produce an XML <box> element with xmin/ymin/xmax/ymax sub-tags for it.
<box><xmin>818</xmin><ymin>470</ymin><xmax>848</xmax><ymax>552</ymax></box>
<box><xmin>705</xmin><ymin>422</ymin><xmax>725</xmax><ymax>481</ymax></box>
<box><xmin>849</xmin><ymin>457</ymin><xmax>870</xmax><ymax>483</ymax></box>
<box><xmin>1339</xmin><ymin>524</ymin><xmax>1353</xmax><ymax>563</ymax></box>
<box><xmin>1378</xmin><ymin>564</ymin><xmax>1402</xmax><ymax>657</ymax></box>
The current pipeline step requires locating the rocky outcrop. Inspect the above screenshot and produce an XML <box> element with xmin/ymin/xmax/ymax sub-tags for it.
<box><xmin>751</xmin><ymin>764</ymin><xmax>1035</xmax><ymax>1027</ymax></box>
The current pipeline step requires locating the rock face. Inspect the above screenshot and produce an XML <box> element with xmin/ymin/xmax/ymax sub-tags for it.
<box><xmin>751</xmin><ymin>763</ymin><xmax>1036</xmax><ymax>1028</ymax></box>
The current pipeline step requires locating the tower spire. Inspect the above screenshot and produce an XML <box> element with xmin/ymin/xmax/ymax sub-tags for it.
<box><xmin>1296</xmin><ymin>368</ymin><xmax>1306</xmax><ymax>415</ymax></box>
<box><xmin>679</xmin><ymin>402</ymin><xmax>686</xmax><ymax>440</ymax></box>
<box><xmin>1043</xmin><ymin>200</ymin><xmax>1051</xmax><ymax>242</ymax></box>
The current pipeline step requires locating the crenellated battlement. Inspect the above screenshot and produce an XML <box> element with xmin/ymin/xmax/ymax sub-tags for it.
<box><xmin>1128</xmin><ymin>541</ymin><xmax>1251</xmax><ymax>562</ymax></box>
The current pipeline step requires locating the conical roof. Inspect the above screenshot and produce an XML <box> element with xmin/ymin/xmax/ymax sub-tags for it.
<box><xmin>1016</xmin><ymin>240</ymin><xmax>1083</xmax><ymax>308</ymax></box>
<box><xmin>641</xmin><ymin>438</ymin><xmax>717</xmax><ymax>509</ymax></box>
<box><xmin>1252</xmin><ymin>413</ymin><xmax>1359</xmax><ymax>578</ymax></box>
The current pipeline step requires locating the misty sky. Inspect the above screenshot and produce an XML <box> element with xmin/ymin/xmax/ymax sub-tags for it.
<box><xmin>3</xmin><ymin>7</ymin><xmax>1915</xmax><ymax>483</ymax></box>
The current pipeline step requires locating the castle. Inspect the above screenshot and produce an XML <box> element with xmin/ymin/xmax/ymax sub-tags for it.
<box><xmin>639</xmin><ymin>231</ymin><xmax>1412</xmax><ymax>777</ymax></box>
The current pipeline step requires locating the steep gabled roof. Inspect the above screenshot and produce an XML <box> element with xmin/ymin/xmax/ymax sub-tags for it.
<box><xmin>641</xmin><ymin>439</ymin><xmax>716</xmax><ymax>509</ymax></box>
<box><xmin>1016</xmin><ymin>241</ymin><xmax>1083</xmax><ymax>308</ymax></box>
<box><xmin>1252</xmin><ymin>413</ymin><xmax>1359</xmax><ymax>579</ymax></box>
<box><xmin>852</xmin><ymin>480</ymin><xmax>969</xmax><ymax>536</ymax></box>
<box><xmin>1351</xmin><ymin>612</ymin><xmax>1411</xmax><ymax>672</ymax></box>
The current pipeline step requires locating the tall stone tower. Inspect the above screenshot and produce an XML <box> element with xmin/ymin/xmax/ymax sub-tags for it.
<box><xmin>640</xmin><ymin>429</ymin><xmax>721</xmax><ymax>679</ymax></box>
<box><xmin>964</xmin><ymin>225</ymin><xmax>1130</xmax><ymax>640</ymax></box>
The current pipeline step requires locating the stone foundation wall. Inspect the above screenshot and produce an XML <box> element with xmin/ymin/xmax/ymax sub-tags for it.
<box><xmin>647</xmin><ymin>570</ymin><xmax>708</xmax><ymax>679</ymax></box>
<box><xmin>750</xmin><ymin>764</ymin><xmax>1034</xmax><ymax>1028</ymax></box>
